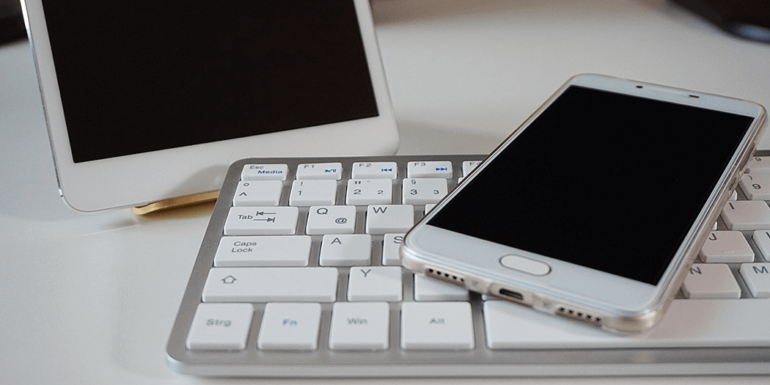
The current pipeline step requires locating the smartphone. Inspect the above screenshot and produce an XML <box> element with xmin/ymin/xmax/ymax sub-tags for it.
<box><xmin>401</xmin><ymin>74</ymin><xmax>767</xmax><ymax>334</ymax></box>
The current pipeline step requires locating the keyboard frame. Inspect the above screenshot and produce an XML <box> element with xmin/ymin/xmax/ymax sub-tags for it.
<box><xmin>166</xmin><ymin>153</ymin><xmax>770</xmax><ymax>377</ymax></box>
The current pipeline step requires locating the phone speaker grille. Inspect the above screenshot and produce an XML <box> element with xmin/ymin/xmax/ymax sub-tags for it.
<box><xmin>556</xmin><ymin>306</ymin><xmax>602</xmax><ymax>325</ymax></box>
<box><xmin>425</xmin><ymin>268</ymin><xmax>465</xmax><ymax>287</ymax></box>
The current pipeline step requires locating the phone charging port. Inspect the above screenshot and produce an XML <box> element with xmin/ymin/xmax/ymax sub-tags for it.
<box><xmin>498</xmin><ymin>288</ymin><xmax>524</xmax><ymax>302</ymax></box>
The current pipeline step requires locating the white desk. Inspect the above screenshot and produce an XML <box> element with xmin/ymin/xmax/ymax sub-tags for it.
<box><xmin>1</xmin><ymin>0</ymin><xmax>769</xmax><ymax>384</ymax></box>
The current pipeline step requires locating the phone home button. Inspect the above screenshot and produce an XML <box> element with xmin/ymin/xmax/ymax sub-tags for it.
<box><xmin>499</xmin><ymin>255</ymin><xmax>551</xmax><ymax>276</ymax></box>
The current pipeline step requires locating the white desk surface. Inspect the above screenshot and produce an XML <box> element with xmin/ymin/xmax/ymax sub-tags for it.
<box><xmin>2</xmin><ymin>0</ymin><xmax>769</xmax><ymax>384</ymax></box>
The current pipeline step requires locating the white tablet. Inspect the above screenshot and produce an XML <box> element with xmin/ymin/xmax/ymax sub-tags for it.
<box><xmin>22</xmin><ymin>0</ymin><xmax>398</xmax><ymax>211</ymax></box>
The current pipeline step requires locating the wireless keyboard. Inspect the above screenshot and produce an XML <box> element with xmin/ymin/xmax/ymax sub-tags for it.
<box><xmin>166</xmin><ymin>153</ymin><xmax>770</xmax><ymax>377</ymax></box>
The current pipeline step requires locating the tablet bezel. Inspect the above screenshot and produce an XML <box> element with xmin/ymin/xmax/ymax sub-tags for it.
<box><xmin>22</xmin><ymin>0</ymin><xmax>398</xmax><ymax>211</ymax></box>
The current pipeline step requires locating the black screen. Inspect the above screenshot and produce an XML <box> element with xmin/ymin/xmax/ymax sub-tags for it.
<box><xmin>428</xmin><ymin>86</ymin><xmax>754</xmax><ymax>285</ymax></box>
<box><xmin>42</xmin><ymin>0</ymin><xmax>379</xmax><ymax>163</ymax></box>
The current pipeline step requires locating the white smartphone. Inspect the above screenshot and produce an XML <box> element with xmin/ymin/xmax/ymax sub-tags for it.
<box><xmin>401</xmin><ymin>74</ymin><xmax>767</xmax><ymax>334</ymax></box>
<box><xmin>22</xmin><ymin>0</ymin><xmax>398</xmax><ymax>211</ymax></box>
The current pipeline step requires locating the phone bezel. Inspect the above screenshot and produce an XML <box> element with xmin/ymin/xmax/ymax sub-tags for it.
<box><xmin>402</xmin><ymin>74</ymin><xmax>767</xmax><ymax>333</ymax></box>
<box><xmin>21</xmin><ymin>0</ymin><xmax>398</xmax><ymax>211</ymax></box>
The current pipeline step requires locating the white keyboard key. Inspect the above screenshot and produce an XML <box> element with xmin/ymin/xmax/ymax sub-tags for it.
<box><xmin>352</xmin><ymin>162</ymin><xmax>397</xmax><ymax>179</ymax></box>
<box><xmin>382</xmin><ymin>233</ymin><xmax>404</xmax><ymax>265</ymax></box>
<box><xmin>681</xmin><ymin>264</ymin><xmax>741</xmax><ymax>299</ymax></box>
<box><xmin>306</xmin><ymin>206</ymin><xmax>356</xmax><ymax>234</ymax></box>
<box><xmin>400</xmin><ymin>302</ymin><xmax>474</xmax><ymax>350</ymax></box>
<box><xmin>319</xmin><ymin>234</ymin><xmax>372</xmax><ymax>266</ymax></box>
<box><xmin>407</xmin><ymin>161</ymin><xmax>453</xmax><ymax>178</ymax></box>
<box><xmin>753</xmin><ymin>230</ymin><xmax>770</xmax><ymax>261</ymax></box>
<box><xmin>698</xmin><ymin>231</ymin><xmax>754</xmax><ymax>263</ymax></box>
<box><xmin>462</xmin><ymin>160</ymin><xmax>481</xmax><ymax>176</ymax></box>
<box><xmin>289</xmin><ymin>180</ymin><xmax>338</xmax><ymax>206</ymax></box>
<box><xmin>720</xmin><ymin>200</ymin><xmax>770</xmax><ymax>230</ymax></box>
<box><xmin>747</xmin><ymin>157</ymin><xmax>770</xmax><ymax>174</ymax></box>
<box><xmin>328</xmin><ymin>302</ymin><xmax>390</xmax><ymax>350</ymax></box>
<box><xmin>739</xmin><ymin>263</ymin><xmax>770</xmax><ymax>298</ymax></box>
<box><xmin>185</xmin><ymin>303</ymin><xmax>253</xmax><ymax>350</ymax></box>
<box><xmin>730</xmin><ymin>190</ymin><xmax>738</xmax><ymax>201</ymax></box>
<box><xmin>296</xmin><ymin>162</ymin><xmax>342</xmax><ymax>180</ymax></box>
<box><xmin>201</xmin><ymin>267</ymin><xmax>338</xmax><ymax>302</ymax></box>
<box><xmin>424</xmin><ymin>204</ymin><xmax>436</xmax><ymax>215</ymax></box>
<box><xmin>224</xmin><ymin>207</ymin><xmax>298</xmax><ymax>235</ymax></box>
<box><xmin>413</xmin><ymin>274</ymin><xmax>469</xmax><ymax>301</ymax></box>
<box><xmin>257</xmin><ymin>303</ymin><xmax>321</xmax><ymax>350</ymax></box>
<box><xmin>214</xmin><ymin>236</ymin><xmax>311</xmax><ymax>267</ymax></box>
<box><xmin>346</xmin><ymin>179</ymin><xmax>392</xmax><ymax>205</ymax></box>
<box><xmin>402</xmin><ymin>178</ymin><xmax>448</xmax><ymax>205</ymax></box>
<box><xmin>483</xmin><ymin>299</ymin><xmax>770</xmax><ymax>349</ymax></box>
<box><xmin>739</xmin><ymin>173</ymin><xmax>770</xmax><ymax>200</ymax></box>
<box><xmin>232</xmin><ymin>180</ymin><xmax>283</xmax><ymax>206</ymax></box>
<box><xmin>241</xmin><ymin>164</ymin><xmax>289</xmax><ymax>181</ymax></box>
<box><xmin>347</xmin><ymin>266</ymin><xmax>402</xmax><ymax>301</ymax></box>
<box><xmin>366</xmin><ymin>205</ymin><xmax>414</xmax><ymax>234</ymax></box>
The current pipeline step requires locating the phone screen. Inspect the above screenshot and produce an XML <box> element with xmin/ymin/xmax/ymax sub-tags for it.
<box><xmin>41</xmin><ymin>0</ymin><xmax>378</xmax><ymax>163</ymax></box>
<box><xmin>428</xmin><ymin>86</ymin><xmax>754</xmax><ymax>286</ymax></box>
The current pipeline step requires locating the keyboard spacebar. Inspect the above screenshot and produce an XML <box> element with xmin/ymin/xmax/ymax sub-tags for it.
<box><xmin>202</xmin><ymin>268</ymin><xmax>338</xmax><ymax>302</ymax></box>
<box><xmin>484</xmin><ymin>299</ymin><xmax>770</xmax><ymax>349</ymax></box>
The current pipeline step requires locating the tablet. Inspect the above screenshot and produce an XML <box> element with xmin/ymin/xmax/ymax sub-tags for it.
<box><xmin>22</xmin><ymin>0</ymin><xmax>398</xmax><ymax>211</ymax></box>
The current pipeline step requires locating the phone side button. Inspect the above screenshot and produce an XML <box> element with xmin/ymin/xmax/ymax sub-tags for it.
<box><xmin>500</xmin><ymin>255</ymin><xmax>551</xmax><ymax>276</ymax></box>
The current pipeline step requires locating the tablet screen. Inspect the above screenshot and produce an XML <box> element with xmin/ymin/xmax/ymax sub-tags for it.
<box><xmin>42</xmin><ymin>0</ymin><xmax>379</xmax><ymax>163</ymax></box>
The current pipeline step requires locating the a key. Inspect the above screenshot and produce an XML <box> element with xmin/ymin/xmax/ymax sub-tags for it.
<box><xmin>296</xmin><ymin>163</ymin><xmax>342</xmax><ymax>180</ymax></box>
<box><xmin>365</xmin><ymin>205</ymin><xmax>414</xmax><ymax>234</ymax></box>
<box><xmin>185</xmin><ymin>303</ymin><xmax>253</xmax><ymax>350</ymax></box>
<box><xmin>346</xmin><ymin>179</ymin><xmax>393</xmax><ymax>205</ymax></box>
<box><xmin>382</xmin><ymin>233</ymin><xmax>404</xmax><ymax>266</ymax></box>
<box><xmin>289</xmin><ymin>180</ymin><xmax>338</xmax><ymax>206</ymax></box>
<box><xmin>232</xmin><ymin>180</ymin><xmax>283</xmax><ymax>206</ymax></box>
<box><xmin>306</xmin><ymin>206</ymin><xmax>356</xmax><ymax>234</ymax></box>
<box><xmin>720</xmin><ymin>200</ymin><xmax>770</xmax><ymax>230</ymax></box>
<box><xmin>407</xmin><ymin>161</ymin><xmax>453</xmax><ymax>178</ymax></box>
<box><xmin>257</xmin><ymin>303</ymin><xmax>322</xmax><ymax>350</ymax></box>
<box><xmin>402</xmin><ymin>178</ymin><xmax>448</xmax><ymax>205</ymax></box>
<box><xmin>319</xmin><ymin>234</ymin><xmax>372</xmax><ymax>266</ymax></box>
<box><xmin>739</xmin><ymin>263</ymin><xmax>770</xmax><ymax>298</ymax></box>
<box><xmin>739</xmin><ymin>174</ymin><xmax>770</xmax><ymax>200</ymax></box>
<box><xmin>483</xmin><ymin>299</ymin><xmax>770</xmax><ymax>349</ymax></box>
<box><xmin>681</xmin><ymin>264</ymin><xmax>741</xmax><ymax>299</ymax></box>
<box><xmin>698</xmin><ymin>231</ymin><xmax>754</xmax><ymax>263</ymax></box>
<box><xmin>328</xmin><ymin>302</ymin><xmax>390</xmax><ymax>350</ymax></box>
<box><xmin>413</xmin><ymin>274</ymin><xmax>469</xmax><ymax>301</ymax></box>
<box><xmin>347</xmin><ymin>266</ymin><xmax>402</xmax><ymax>301</ymax></box>
<box><xmin>746</xmin><ymin>157</ymin><xmax>770</xmax><ymax>174</ymax></box>
<box><xmin>400</xmin><ymin>302</ymin><xmax>475</xmax><ymax>350</ymax></box>
<box><xmin>214</xmin><ymin>236</ymin><xmax>311</xmax><ymax>267</ymax></box>
<box><xmin>224</xmin><ymin>207</ymin><xmax>298</xmax><ymax>235</ymax></box>
<box><xmin>753</xmin><ymin>230</ymin><xmax>770</xmax><ymax>261</ymax></box>
<box><xmin>201</xmin><ymin>267</ymin><xmax>338</xmax><ymax>302</ymax></box>
<box><xmin>241</xmin><ymin>164</ymin><xmax>289</xmax><ymax>181</ymax></box>
<box><xmin>352</xmin><ymin>162</ymin><xmax>397</xmax><ymax>179</ymax></box>
<box><xmin>462</xmin><ymin>160</ymin><xmax>481</xmax><ymax>177</ymax></box>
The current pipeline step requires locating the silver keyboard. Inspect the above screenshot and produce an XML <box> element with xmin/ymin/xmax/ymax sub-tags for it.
<box><xmin>167</xmin><ymin>154</ymin><xmax>770</xmax><ymax>377</ymax></box>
